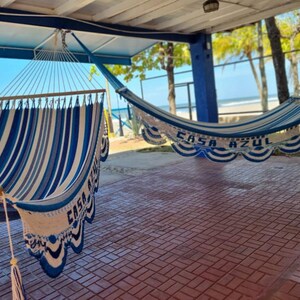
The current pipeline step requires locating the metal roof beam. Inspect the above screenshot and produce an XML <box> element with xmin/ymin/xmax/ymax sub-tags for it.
<box><xmin>92</xmin><ymin>37</ymin><xmax>117</xmax><ymax>53</ymax></box>
<box><xmin>34</xmin><ymin>30</ymin><xmax>58</xmax><ymax>51</ymax></box>
<box><xmin>0</xmin><ymin>46</ymin><xmax>132</xmax><ymax>65</ymax></box>
<box><xmin>0</xmin><ymin>8</ymin><xmax>195</xmax><ymax>43</ymax></box>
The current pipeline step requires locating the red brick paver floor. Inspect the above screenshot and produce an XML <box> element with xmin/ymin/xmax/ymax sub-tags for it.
<box><xmin>1</xmin><ymin>156</ymin><xmax>300</xmax><ymax>299</ymax></box>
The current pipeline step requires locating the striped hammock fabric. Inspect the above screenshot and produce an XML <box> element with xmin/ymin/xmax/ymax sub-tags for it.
<box><xmin>73</xmin><ymin>33</ymin><xmax>300</xmax><ymax>163</ymax></box>
<box><xmin>120</xmin><ymin>89</ymin><xmax>300</xmax><ymax>162</ymax></box>
<box><xmin>0</xmin><ymin>30</ymin><xmax>110</xmax><ymax>281</ymax></box>
<box><xmin>0</xmin><ymin>96</ymin><xmax>108</xmax><ymax>278</ymax></box>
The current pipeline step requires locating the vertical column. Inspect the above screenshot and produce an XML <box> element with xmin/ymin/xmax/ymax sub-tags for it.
<box><xmin>190</xmin><ymin>33</ymin><xmax>218</xmax><ymax>122</ymax></box>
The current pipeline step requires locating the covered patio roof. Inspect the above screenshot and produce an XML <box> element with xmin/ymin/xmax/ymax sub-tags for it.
<box><xmin>0</xmin><ymin>0</ymin><xmax>299</xmax><ymax>63</ymax></box>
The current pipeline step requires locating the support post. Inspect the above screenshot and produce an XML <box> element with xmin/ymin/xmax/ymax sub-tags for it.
<box><xmin>190</xmin><ymin>34</ymin><xmax>218</xmax><ymax>123</ymax></box>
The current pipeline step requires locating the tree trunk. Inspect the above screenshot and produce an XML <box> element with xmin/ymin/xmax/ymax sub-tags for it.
<box><xmin>166</xmin><ymin>42</ymin><xmax>176</xmax><ymax>114</ymax></box>
<box><xmin>167</xmin><ymin>69</ymin><xmax>176</xmax><ymax>114</ymax></box>
<box><xmin>247</xmin><ymin>52</ymin><xmax>262</xmax><ymax>102</ymax></box>
<box><xmin>290</xmin><ymin>37</ymin><xmax>300</xmax><ymax>96</ymax></box>
<box><xmin>257</xmin><ymin>21</ymin><xmax>268</xmax><ymax>112</ymax></box>
<box><xmin>291</xmin><ymin>56</ymin><xmax>299</xmax><ymax>96</ymax></box>
<box><xmin>265</xmin><ymin>17</ymin><xmax>289</xmax><ymax>103</ymax></box>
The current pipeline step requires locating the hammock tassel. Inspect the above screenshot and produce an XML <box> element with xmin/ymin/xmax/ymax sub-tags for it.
<box><xmin>10</xmin><ymin>258</ymin><xmax>25</xmax><ymax>300</ymax></box>
<box><xmin>1</xmin><ymin>187</ymin><xmax>26</xmax><ymax>300</ymax></box>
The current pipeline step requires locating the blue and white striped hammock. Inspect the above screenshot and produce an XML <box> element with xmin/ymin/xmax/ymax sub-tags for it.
<box><xmin>73</xmin><ymin>33</ymin><xmax>300</xmax><ymax>163</ymax></box>
<box><xmin>0</xmin><ymin>30</ymin><xmax>109</xmax><ymax>283</ymax></box>
<box><xmin>1</xmin><ymin>98</ymin><xmax>107</xmax><ymax>275</ymax></box>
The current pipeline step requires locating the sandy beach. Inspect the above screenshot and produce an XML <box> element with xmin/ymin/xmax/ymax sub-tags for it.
<box><xmin>177</xmin><ymin>99</ymin><xmax>280</xmax><ymax>123</ymax></box>
<box><xmin>109</xmin><ymin>136</ymin><xmax>156</xmax><ymax>154</ymax></box>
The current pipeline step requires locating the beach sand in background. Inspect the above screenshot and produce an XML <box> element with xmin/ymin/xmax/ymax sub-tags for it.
<box><xmin>177</xmin><ymin>99</ymin><xmax>280</xmax><ymax>122</ymax></box>
<box><xmin>110</xmin><ymin>137</ymin><xmax>156</xmax><ymax>154</ymax></box>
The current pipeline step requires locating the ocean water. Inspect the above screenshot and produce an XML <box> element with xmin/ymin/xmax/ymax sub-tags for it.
<box><xmin>110</xmin><ymin>95</ymin><xmax>278</xmax><ymax>120</ymax></box>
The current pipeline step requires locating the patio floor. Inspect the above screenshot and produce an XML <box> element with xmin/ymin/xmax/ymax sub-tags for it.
<box><xmin>1</xmin><ymin>154</ymin><xmax>300</xmax><ymax>300</ymax></box>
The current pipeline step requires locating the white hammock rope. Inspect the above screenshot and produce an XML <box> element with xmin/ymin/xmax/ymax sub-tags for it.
<box><xmin>0</xmin><ymin>30</ymin><xmax>102</xmax><ymax>102</ymax></box>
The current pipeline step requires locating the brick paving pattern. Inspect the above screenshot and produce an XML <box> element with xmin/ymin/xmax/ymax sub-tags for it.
<box><xmin>1</xmin><ymin>156</ymin><xmax>300</xmax><ymax>299</ymax></box>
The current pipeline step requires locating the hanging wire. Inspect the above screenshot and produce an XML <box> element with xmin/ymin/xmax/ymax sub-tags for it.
<box><xmin>64</xmin><ymin>52</ymin><xmax>90</xmax><ymax>89</ymax></box>
<box><xmin>60</xmin><ymin>50</ymin><xmax>73</xmax><ymax>92</ymax></box>
<box><xmin>47</xmin><ymin>46</ymin><xmax>56</xmax><ymax>93</ymax></box>
<box><xmin>7</xmin><ymin>53</ymin><xmax>44</xmax><ymax>97</ymax></box>
<box><xmin>1</xmin><ymin>48</ymin><xmax>48</xmax><ymax>97</ymax></box>
<box><xmin>56</xmin><ymin>52</ymin><xmax>61</xmax><ymax>94</ymax></box>
<box><xmin>54</xmin><ymin>32</ymin><xmax>59</xmax><ymax>93</ymax></box>
<box><xmin>32</xmin><ymin>51</ymin><xmax>52</xmax><ymax>95</ymax></box>
<box><xmin>24</xmin><ymin>50</ymin><xmax>50</xmax><ymax>96</ymax></box>
<box><xmin>60</xmin><ymin>45</ymin><xmax>96</xmax><ymax>91</ymax></box>
<box><xmin>66</xmin><ymin>48</ymin><xmax>103</xmax><ymax>90</ymax></box>
<box><xmin>56</xmin><ymin>50</ymin><xmax>64</xmax><ymax>93</ymax></box>
<box><xmin>62</xmin><ymin>51</ymin><xmax>82</xmax><ymax>91</ymax></box>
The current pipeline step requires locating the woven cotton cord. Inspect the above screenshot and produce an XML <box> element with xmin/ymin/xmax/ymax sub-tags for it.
<box><xmin>0</xmin><ymin>188</ymin><xmax>26</xmax><ymax>300</ymax></box>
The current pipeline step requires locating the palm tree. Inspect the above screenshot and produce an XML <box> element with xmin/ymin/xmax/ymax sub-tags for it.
<box><xmin>278</xmin><ymin>12</ymin><xmax>300</xmax><ymax>96</ymax></box>
<box><xmin>265</xmin><ymin>17</ymin><xmax>290</xmax><ymax>103</ymax></box>
<box><xmin>213</xmin><ymin>23</ymin><xmax>269</xmax><ymax>110</ymax></box>
<box><xmin>109</xmin><ymin>42</ymin><xmax>191</xmax><ymax>115</ymax></box>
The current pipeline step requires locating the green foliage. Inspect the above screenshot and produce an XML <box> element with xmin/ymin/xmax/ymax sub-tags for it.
<box><xmin>108</xmin><ymin>42</ymin><xmax>191</xmax><ymax>82</ymax></box>
<box><xmin>212</xmin><ymin>24</ymin><xmax>270</xmax><ymax>63</ymax></box>
<box><xmin>89</xmin><ymin>65</ymin><xmax>99</xmax><ymax>81</ymax></box>
<box><xmin>212</xmin><ymin>12</ymin><xmax>300</xmax><ymax>65</ymax></box>
<box><xmin>276</xmin><ymin>10</ymin><xmax>300</xmax><ymax>95</ymax></box>
<box><xmin>277</xmin><ymin>11</ymin><xmax>300</xmax><ymax>55</ymax></box>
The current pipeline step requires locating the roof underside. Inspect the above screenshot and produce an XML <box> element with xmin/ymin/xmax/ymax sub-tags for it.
<box><xmin>0</xmin><ymin>21</ymin><xmax>156</xmax><ymax>64</ymax></box>
<box><xmin>0</xmin><ymin>0</ymin><xmax>299</xmax><ymax>63</ymax></box>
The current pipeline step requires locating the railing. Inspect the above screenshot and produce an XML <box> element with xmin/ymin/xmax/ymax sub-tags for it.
<box><xmin>176</xmin><ymin>103</ymin><xmax>265</xmax><ymax>120</ymax></box>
